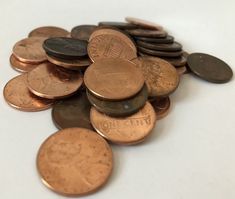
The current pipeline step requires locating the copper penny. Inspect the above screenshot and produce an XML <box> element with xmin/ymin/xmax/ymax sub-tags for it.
<box><xmin>161</xmin><ymin>56</ymin><xmax>187</xmax><ymax>67</ymax></box>
<box><xmin>52</xmin><ymin>91</ymin><xmax>93</xmax><ymax>130</ymax></box>
<box><xmin>133</xmin><ymin>57</ymin><xmax>179</xmax><ymax>97</ymax></box>
<box><xmin>28</xmin><ymin>26</ymin><xmax>69</xmax><ymax>38</ymax></box>
<box><xmin>176</xmin><ymin>66</ymin><xmax>187</xmax><ymax>76</ymax></box>
<box><xmin>126</xmin><ymin>29</ymin><xmax>167</xmax><ymax>38</ymax></box>
<box><xmin>90</xmin><ymin>102</ymin><xmax>156</xmax><ymax>145</ymax></box>
<box><xmin>136</xmin><ymin>41</ymin><xmax>182</xmax><ymax>52</ymax></box>
<box><xmin>138</xmin><ymin>46</ymin><xmax>183</xmax><ymax>57</ymax></box>
<box><xmin>84</xmin><ymin>58</ymin><xmax>144</xmax><ymax>100</ymax></box>
<box><xmin>37</xmin><ymin>128</ymin><xmax>113</xmax><ymax>196</ymax></box>
<box><xmin>135</xmin><ymin>35</ymin><xmax>174</xmax><ymax>44</ymax></box>
<box><xmin>151</xmin><ymin>97</ymin><xmax>171</xmax><ymax>120</ymax></box>
<box><xmin>27</xmin><ymin>62</ymin><xmax>83</xmax><ymax>99</ymax></box>
<box><xmin>71</xmin><ymin>25</ymin><xmax>97</xmax><ymax>41</ymax></box>
<box><xmin>3</xmin><ymin>75</ymin><xmax>53</xmax><ymax>111</ymax></box>
<box><xmin>13</xmin><ymin>37</ymin><xmax>47</xmax><ymax>64</ymax></box>
<box><xmin>46</xmin><ymin>54</ymin><xmax>91</xmax><ymax>71</ymax></box>
<box><xmin>125</xmin><ymin>17</ymin><xmax>163</xmax><ymax>30</ymax></box>
<box><xmin>10</xmin><ymin>54</ymin><xmax>39</xmax><ymax>73</ymax></box>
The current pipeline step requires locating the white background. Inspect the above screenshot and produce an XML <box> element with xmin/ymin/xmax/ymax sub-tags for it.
<box><xmin>0</xmin><ymin>0</ymin><xmax>235</xmax><ymax>198</ymax></box>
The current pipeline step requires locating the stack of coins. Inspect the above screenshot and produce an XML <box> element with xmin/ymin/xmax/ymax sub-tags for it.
<box><xmin>3</xmin><ymin>17</ymin><xmax>233</xmax><ymax>197</ymax></box>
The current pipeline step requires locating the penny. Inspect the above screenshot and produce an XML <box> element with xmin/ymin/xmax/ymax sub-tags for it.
<box><xmin>98</xmin><ymin>22</ymin><xmax>137</xmax><ymax>29</ymax></box>
<box><xmin>160</xmin><ymin>56</ymin><xmax>187</xmax><ymax>67</ymax></box>
<box><xmin>28</xmin><ymin>26</ymin><xmax>69</xmax><ymax>38</ymax></box>
<box><xmin>46</xmin><ymin>54</ymin><xmax>91</xmax><ymax>71</ymax></box>
<box><xmin>84</xmin><ymin>58</ymin><xmax>144</xmax><ymax>100</ymax></box>
<box><xmin>136</xmin><ymin>41</ymin><xmax>182</xmax><ymax>52</ymax></box>
<box><xmin>27</xmin><ymin>62</ymin><xmax>83</xmax><ymax>99</ymax></box>
<box><xmin>151</xmin><ymin>97</ymin><xmax>171</xmax><ymax>120</ymax></box>
<box><xmin>138</xmin><ymin>46</ymin><xmax>183</xmax><ymax>57</ymax></box>
<box><xmin>13</xmin><ymin>37</ymin><xmax>47</xmax><ymax>64</ymax></box>
<box><xmin>71</xmin><ymin>25</ymin><xmax>97</xmax><ymax>41</ymax></box>
<box><xmin>133</xmin><ymin>57</ymin><xmax>179</xmax><ymax>97</ymax></box>
<box><xmin>43</xmin><ymin>37</ymin><xmax>88</xmax><ymax>60</ymax></box>
<box><xmin>126</xmin><ymin>29</ymin><xmax>167</xmax><ymax>38</ymax></box>
<box><xmin>125</xmin><ymin>17</ymin><xmax>163</xmax><ymax>30</ymax></box>
<box><xmin>3</xmin><ymin>75</ymin><xmax>53</xmax><ymax>111</ymax></box>
<box><xmin>10</xmin><ymin>54</ymin><xmax>39</xmax><ymax>73</ymax></box>
<box><xmin>135</xmin><ymin>35</ymin><xmax>174</xmax><ymax>44</ymax></box>
<box><xmin>37</xmin><ymin>128</ymin><xmax>113</xmax><ymax>196</ymax></box>
<box><xmin>187</xmin><ymin>53</ymin><xmax>233</xmax><ymax>83</ymax></box>
<box><xmin>52</xmin><ymin>91</ymin><xmax>93</xmax><ymax>129</ymax></box>
<box><xmin>86</xmin><ymin>84</ymin><xmax>148</xmax><ymax>117</ymax></box>
<box><xmin>90</xmin><ymin>102</ymin><xmax>156</xmax><ymax>145</ymax></box>
<box><xmin>176</xmin><ymin>66</ymin><xmax>187</xmax><ymax>76</ymax></box>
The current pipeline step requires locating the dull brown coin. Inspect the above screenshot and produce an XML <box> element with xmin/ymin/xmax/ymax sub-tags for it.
<box><xmin>52</xmin><ymin>91</ymin><xmax>93</xmax><ymax>130</ymax></box>
<box><xmin>84</xmin><ymin>58</ymin><xmax>144</xmax><ymax>100</ymax></box>
<box><xmin>13</xmin><ymin>37</ymin><xmax>47</xmax><ymax>64</ymax></box>
<box><xmin>138</xmin><ymin>46</ymin><xmax>183</xmax><ymax>57</ymax></box>
<box><xmin>176</xmin><ymin>66</ymin><xmax>187</xmax><ymax>76</ymax></box>
<box><xmin>98</xmin><ymin>22</ymin><xmax>137</xmax><ymax>30</ymax></box>
<box><xmin>37</xmin><ymin>128</ymin><xmax>113</xmax><ymax>196</ymax></box>
<box><xmin>28</xmin><ymin>26</ymin><xmax>70</xmax><ymax>38</ymax></box>
<box><xmin>133</xmin><ymin>57</ymin><xmax>180</xmax><ymax>97</ymax></box>
<box><xmin>3</xmin><ymin>75</ymin><xmax>53</xmax><ymax>111</ymax></box>
<box><xmin>27</xmin><ymin>62</ymin><xmax>83</xmax><ymax>99</ymax></box>
<box><xmin>135</xmin><ymin>35</ymin><xmax>174</xmax><ymax>44</ymax></box>
<box><xmin>90</xmin><ymin>102</ymin><xmax>156</xmax><ymax>145</ymax></box>
<box><xmin>151</xmin><ymin>97</ymin><xmax>171</xmax><ymax>120</ymax></box>
<box><xmin>136</xmin><ymin>41</ymin><xmax>182</xmax><ymax>52</ymax></box>
<box><xmin>71</xmin><ymin>25</ymin><xmax>97</xmax><ymax>41</ymax></box>
<box><xmin>10</xmin><ymin>54</ymin><xmax>39</xmax><ymax>73</ymax></box>
<box><xmin>125</xmin><ymin>17</ymin><xmax>163</xmax><ymax>30</ymax></box>
<box><xmin>161</xmin><ymin>56</ymin><xmax>187</xmax><ymax>67</ymax></box>
<box><xmin>126</xmin><ymin>29</ymin><xmax>167</xmax><ymax>38</ymax></box>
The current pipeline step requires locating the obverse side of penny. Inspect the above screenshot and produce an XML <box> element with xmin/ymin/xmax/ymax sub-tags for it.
<box><xmin>98</xmin><ymin>22</ymin><xmax>137</xmax><ymax>29</ymax></box>
<box><xmin>43</xmin><ymin>37</ymin><xmax>88</xmax><ymax>60</ymax></box>
<box><xmin>138</xmin><ymin>46</ymin><xmax>183</xmax><ymax>57</ymax></box>
<box><xmin>37</xmin><ymin>128</ymin><xmax>113</xmax><ymax>196</ymax></box>
<box><xmin>10</xmin><ymin>54</ymin><xmax>39</xmax><ymax>73</ymax></box>
<box><xmin>133</xmin><ymin>57</ymin><xmax>179</xmax><ymax>97</ymax></box>
<box><xmin>84</xmin><ymin>58</ymin><xmax>144</xmax><ymax>100</ymax></box>
<box><xmin>127</xmin><ymin>29</ymin><xmax>167</xmax><ymax>38</ymax></box>
<box><xmin>125</xmin><ymin>17</ymin><xmax>163</xmax><ymax>30</ymax></box>
<box><xmin>28</xmin><ymin>26</ymin><xmax>69</xmax><ymax>38</ymax></box>
<box><xmin>187</xmin><ymin>53</ymin><xmax>233</xmax><ymax>83</ymax></box>
<box><xmin>52</xmin><ymin>92</ymin><xmax>93</xmax><ymax>129</ymax></box>
<box><xmin>3</xmin><ymin>75</ymin><xmax>53</xmax><ymax>111</ymax></box>
<box><xmin>135</xmin><ymin>35</ymin><xmax>174</xmax><ymax>44</ymax></box>
<box><xmin>136</xmin><ymin>41</ymin><xmax>182</xmax><ymax>52</ymax></box>
<box><xmin>86</xmin><ymin>84</ymin><xmax>148</xmax><ymax>117</ymax></box>
<box><xmin>90</xmin><ymin>102</ymin><xmax>156</xmax><ymax>145</ymax></box>
<box><xmin>27</xmin><ymin>62</ymin><xmax>83</xmax><ymax>99</ymax></box>
<box><xmin>13</xmin><ymin>37</ymin><xmax>47</xmax><ymax>64</ymax></box>
<box><xmin>71</xmin><ymin>25</ymin><xmax>97</xmax><ymax>41</ymax></box>
<box><xmin>151</xmin><ymin>97</ymin><xmax>171</xmax><ymax>120</ymax></box>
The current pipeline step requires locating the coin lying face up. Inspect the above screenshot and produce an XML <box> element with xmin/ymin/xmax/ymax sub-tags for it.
<box><xmin>28</xmin><ymin>26</ymin><xmax>70</xmax><ymax>38</ymax></box>
<box><xmin>71</xmin><ymin>25</ymin><xmax>97</xmax><ymax>41</ymax></box>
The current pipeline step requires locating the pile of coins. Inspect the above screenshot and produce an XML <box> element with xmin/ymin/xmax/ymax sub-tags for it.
<box><xmin>3</xmin><ymin>17</ymin><xmax>233</xmax><ymax>196</ymax></box>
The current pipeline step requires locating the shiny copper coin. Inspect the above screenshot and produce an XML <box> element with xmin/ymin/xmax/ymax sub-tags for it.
<box><xmin>3</xmin><ymin>75</ymin><xmax>53</xmax><ymax>111</ymax></box>
<box><xmin>10</xmin><ymin>54</ymin><xmax>39</xmax><ymax>73</ymax></box>
<box><xmin>125</xmin><ymin>17</ymin><xmax>163</xmax><ymax>30</ymax></box>
<box><xmin>37</xmin><ymin>128</ymin><xmax>113</xmax><ymax>196</ymax></box>
<box><xmin>90</xmin><ymin>102</ymin><xmax>156</xmax><ymax>145</ymax></box>
<box><xmin>135</xmin><ymin>35</ymin><xmax>174</xmax><ymax>44</ymax></box>
<box><xmin>13</xmin><ymin>37</ymin><xmax>47</xmax><ymax>64</ymax></box>
<box><xmin>136</xmin><ymin>41</ymin><xmax>182</xmax><ymax>52</ymax></box>
<box><xmin>84</xmin><ymin>58</ymin><xmax>144</xmax><ymax>100</ymax></box>
<box><xmin>98</xmin><ymin>21</ymin><xmax>137</xmax><ymax>29</ymax></box>
<box><xmin>27</xmin><ymin>62</ymin><xmax>83</xmax><ymax>99</ymax></box>
<box><xmin>71</xmin><ymin>25</ymin><xmax>97</xmax><ymax>41</ymax></box>
<box><xmin>28</xmin><ymin>26</ymin><xmax>69</xmax><ymax>38</ymax></box>
<box><xmin>151</xmin><ymin>97</ymin><xmax>171</xmax><ymax>120</ymax></box>
<box><xmin>176</xmin><ymin>66</ymin><xmax>187</xmax><ymax>76</ymax></box>
<box><xmin>133</xmin><ymin>57</ymin><xmax>179</xmax><ymax>97</ymax></box>
<box><xmin>138</xmin><ymin>46</ymin><xmax>183</xmax><ymax>57</ymax></box>
<box><xmin>126</xmin><ymin>29</ymin><xmax>167</xmax><ymax>38</ymax></box>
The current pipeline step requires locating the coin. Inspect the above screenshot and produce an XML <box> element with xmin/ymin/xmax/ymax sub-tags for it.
<box><xmin>160</xmin><ymin>56</ymin><xmax>187</xmax><ymax>67</ymax></box>
<box><xmin>46</xmin><ymin>54</ymin><xmax>91</xmax><ymax>70</ymax></box>
<box><xmin>151</xmin><ymin>97</ymin><xmax>170</xmax><ymax>120</ymax></box>
<box><xmin>52</xmin><ymin>91</ymin><xmax>93</xmax><ymax>129</ymax></box>
<box><xmin>27</xmin><ymin>62</ymin><xmax>83</xmax><ymax>99</ymax></box>
<box><xmin>3</xmin><ymin>75</ymin><xmax>53</xmax><ymax>111</ymax></box>
<box><xmin>86</xmin><ymin>84</ymin><xmax>148</xmax><ymax>117</ymax></box>
<box><xmin>135</xmin><ymin>35</ymin><xmax>174</xmax><ymax>44</ymax></box>
<box><xmin>126</xmin><ymin>29</ymin><xmax>167</xmax><ymax>38</ymax></box>
<box><xmin>28</xmin><ymin>26</ymin><xmax>69</xmax><ymax>38</ymax></box>
<box><xmin>84</xmin><ymin>58</ymin><xmax>144</xmax><ymax>100</ymax></box>
<box><xmin>10</xmin><ymin>54</ymin><xmax>39</xmax><ymax>73</ymax></box>
<box><xmin>13</xmin><ymin>37</ymin><xmax>47</xmax><ymax>64</ymax></box>
<box><xmin>136</xmin><ymin>41</ymin><xmax>182</xmax><ymax>52</ymax></box>
<box><xmin>90</xmin><ymin>102</ymin><xmax>156</xmax><ymax>145</ymax></box>
<box><xmin>71</xmin><ymin>25</ymin><xmax>97</xmax><ymax>41</ymax></box>
<box><xmin>43</xmin><ymin>37</ymin><xmax>88</xmax><ymax>60</ymax></box>
<box><xmin>176</xmin><ymin>66</ymin><xmax>187</xmax><ymax>76</ymax></box>
<box><xmin>98</xmin><ymin>22</ymin><xmax>137</xmax><ymax>29</ymax></box>
<box><xmin>125</xmin><ymin>17</ymin><xmax>163</xmax><ymax>30</ymax></box>
<box><xmin>187</xmin><ymin>53</ymin><xmax>233</xmax><ymax>83</ymax></box>
<box><xmin>138</xmin><ymin>46</ymin><xmax>183</xmax><ymax>57</ymax></box>
<box><xmin>37</xmin><ymin>128</ymin><xmax>113</xmax><ymax>196</ymax></box>
<box><xmin>133</xmin><ymin>57</ymin><xmax>179</xmax><ymax>97</ymax></box>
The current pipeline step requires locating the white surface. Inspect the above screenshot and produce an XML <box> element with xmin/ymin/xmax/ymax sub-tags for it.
<box><xmin>0</xmin><ymin>0</ymin><xmax>235</xmax><ymax>198</ymax></box>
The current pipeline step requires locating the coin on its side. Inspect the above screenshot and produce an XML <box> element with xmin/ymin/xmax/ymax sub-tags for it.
<box><xmin>138</xmin><ymin>46</ymin><xmax>183</xmax><ymax>57</ymax></box>
<box><xmin>125</xmin><ymin>17</ymin><xmax>163</xmax><ymax>30</ymax></box>
<box><xmin>98</xmin><ymin>22</ymin><xmax>137</xmax><ymax>30</ymax></box>
<box><xmin>126</xmin><ymin>29</ymin><xmax>167</xmax><ymax>38</ymax></box>
<box><xmin>176</xmin><ymin>66</ymin><xmax>187</xmax><ymax>76</ymax></box>
<box><xmin>151</xmin><ymin>97</ymin><xmax>171</xmax><ymax>120</ymax></box>
<box><xmin>71</xmin><ymin>25</ymin><xmax>97</xmax><ymax>41</ymax></box>
<box><xmin>136</xmin><ymin>41</ymin><xmax>182</xmax><ymax>52</ymax></box>
<box><xmin>28</xmin><ymin>26</ymin><xmax>69</xmax><ymax>38</ymax></box>
<box><xmin>3</xmin><ymin>75</ymin><xmax>53</xmax><ymax>111</ymax></box>
<box><xmin>37</xmin><ymin>128</ymin><xmax>113</xmax><ymax>196</ymax></box>
<box><xmin>135</xmin><ymin>35</ymin><xmax>174</xmax><ymax>44</ymax></box>
<box><xmin>27</xmin><ymin>62</ymin><xmax>83</xmax><ymax>99</ymax></box>
<box><xmin>90</xmin><ymin>102</ymin><xmax>156</xmax><ymax>145</ymax></box>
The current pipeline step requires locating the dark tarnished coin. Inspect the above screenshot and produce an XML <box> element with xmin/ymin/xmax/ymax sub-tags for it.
<box><xmin>28</xmin><ymin>26</ymin><xmax>69</xmax><ymax>38</ymax></box>
<box><xmin>138</xmin><ymin>46</ymin><xmax>183</xmax><ymax>57</ymax></box>
<box><xmin>126</xmin><ymin>29</ymin><xmax>167</xmax><ymax>38</ymax></box>
<box><xmin>160</xmin><ymin>56</ymin><xmax>187</xmax><ymax>67</ymax></box>
<box><xmin>135</xmin><ymin>35</ymin><xmax>174</xmax><ymax>44</ymax></box>
<box><xmin>86</xmin><ymin>84</ymin><xmax>148</xmax><ymax>117</ymax></box>
<box><xmin>151</xmin><ymin>97</ymin><xmax>171</xmax><ymax>120</ymax></box>
<box><xmin>187</xmin><ymin>53</ymin><xmax>233</xmax><ymax>83</ymax></box>
<box><xmin>52</xmin><ymin>91</ymin><xmax>93</xmax><ymax>130</ymax></box>
<box><xmin>98</xmin><ymin>22</ymin><xmax>137</xmax><ymax>29</ymax></box>
<box><xmin>71</xmin><ymin>25</ymin><xmax>97</xmax><ymax>41</ymax></box>
<box><xmin>125</xmin><ymin>17</ymin><xmax>163</xmax><ymax>30</ymax></box>
<box><xmin>136</xmin><ymin>41</ymin><xmax>182</xmax><ymax>52</ymax></box>
<box><xmin>43</xmin><ymin>37</ymin><xmax>88</xmax><ymax>60</ymax></box>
